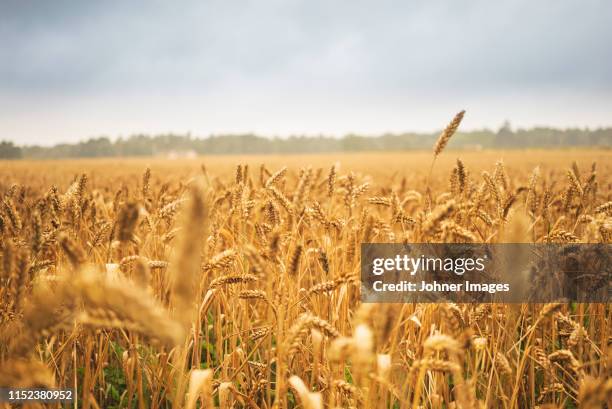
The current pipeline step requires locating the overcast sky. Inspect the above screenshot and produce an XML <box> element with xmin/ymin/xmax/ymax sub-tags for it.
<box><xmin>1</xmin><ymin>0</ymin><xmax>611</xmax><ymax>146</ymax></box>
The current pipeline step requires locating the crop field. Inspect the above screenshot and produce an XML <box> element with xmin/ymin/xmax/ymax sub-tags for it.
<box><xmin>0</xmin><ymin>140</ymin><xmax>610</xmax><ymax>407</ymax></box>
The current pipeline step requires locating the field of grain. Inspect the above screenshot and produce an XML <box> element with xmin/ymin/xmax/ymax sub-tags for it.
<box><xmin>0</xmin><ymin>144</ymin><xmax>610</xmax><ymax>407</ymax></box>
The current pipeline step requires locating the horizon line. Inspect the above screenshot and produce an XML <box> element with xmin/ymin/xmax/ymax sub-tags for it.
<box><xmin>6</xmin><ymin>123</ymin><xmax>612</xmax><ymax>148</ymax></box>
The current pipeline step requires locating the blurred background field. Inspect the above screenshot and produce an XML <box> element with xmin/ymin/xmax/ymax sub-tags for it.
<box><xmin>2</xmin><ymin>149</ymin><xmax>610</xmax><ymax>187</ymax></box>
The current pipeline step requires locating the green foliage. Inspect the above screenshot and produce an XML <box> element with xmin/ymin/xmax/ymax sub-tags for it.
<box><xmin>104</xmin><ymin>363</ymin><xmax>127</xmax><ymax>409</ymax></box>
<box><xmin>5</xmin><ymin>125</ymin><xmax>612</xmax><ymax>160</ymax></box>
<box><xmin>104</xmin><ymin>341</ymin><xmax>128</xmax><ymax>408</ymax></box>
<box><xmin>0</xmin><ymin>140</ymin><xmax>22</xmax><ymax>159</ymax></box>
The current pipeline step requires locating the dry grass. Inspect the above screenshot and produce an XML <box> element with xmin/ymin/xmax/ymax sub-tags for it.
<box><xmin>0</xmin><ymin>139</ymin><xmax>610</xmax><ymax>408</ymax></box>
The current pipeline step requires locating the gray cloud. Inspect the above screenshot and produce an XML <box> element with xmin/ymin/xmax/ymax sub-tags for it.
<box><xmin>1</xmin><ymin>0</ymin><xmax>611</xmax><ymax>145</ymax></box>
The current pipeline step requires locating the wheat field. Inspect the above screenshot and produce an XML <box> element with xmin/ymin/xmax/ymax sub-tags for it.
<box><xmin>0</xmin><ymin>140</ymin><xmax>610</xmax><ymax>407</ymax></box>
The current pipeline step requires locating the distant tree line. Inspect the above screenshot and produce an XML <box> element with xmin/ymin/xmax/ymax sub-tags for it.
<box><xmin>2</xmin><ymin>125</ymin><xmax>611</xmax><ymax>159</ymax></box>
<box><xmin>0</xmin><ymin>141</ymin><xmax>22</xmax><ymax>159</ymax></box>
